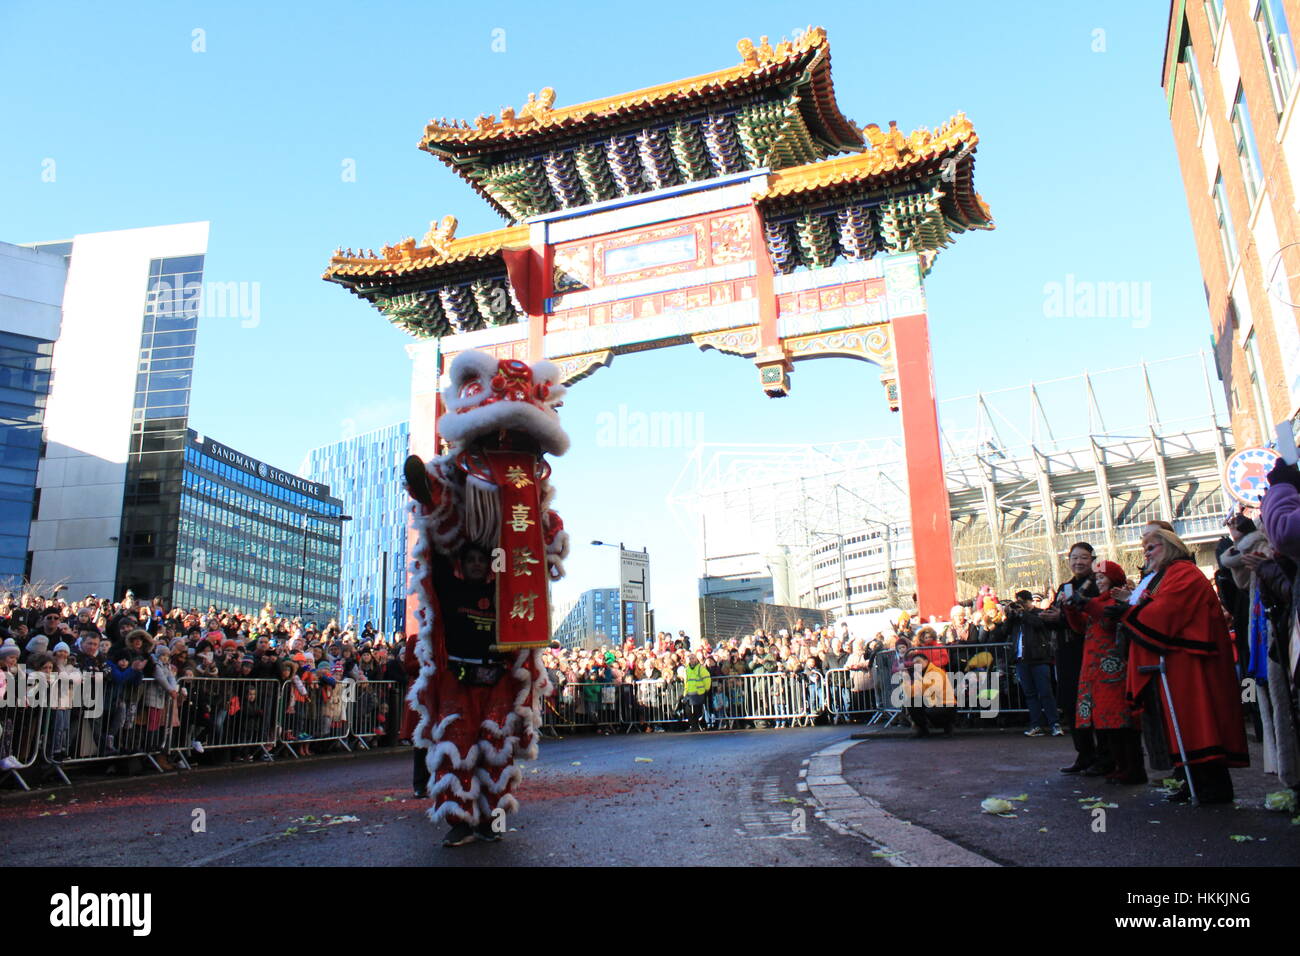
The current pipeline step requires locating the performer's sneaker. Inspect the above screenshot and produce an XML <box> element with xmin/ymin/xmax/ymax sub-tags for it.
<box><xmin>1024</xmin><ymin>727</ymin><xmax>1047</xmax><ymax>737</ymax></box>
<box><xmin>442</xmin><ymin>823</ymin><xmax>477</xmax><ymax>847</ymax></box>
<box><xmin>413</xmin><ymin>788</ymin><xmax>429</xmax><ymax>799</ymax></box>
<box><xmin>475</xmin><ymin>819</ymin><xmax>502</xmax><ymax>842</ymax></box>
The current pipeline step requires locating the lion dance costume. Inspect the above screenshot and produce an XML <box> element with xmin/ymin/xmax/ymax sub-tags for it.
<box><xmin>401</xmin><ymin>351</ymin><xmax>570</xmax><ymax>832</ymax></box>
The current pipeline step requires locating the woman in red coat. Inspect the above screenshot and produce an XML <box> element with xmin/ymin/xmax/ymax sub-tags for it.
<box><xmin>1117</xmin><ymin>529</ymin><xmax>1248</xmax><ymax>804</ymax></box>
<box><xmin>1063</xmin><ymin>560</ymin><xmax>1145</xmax><ymax>784</ymax></box>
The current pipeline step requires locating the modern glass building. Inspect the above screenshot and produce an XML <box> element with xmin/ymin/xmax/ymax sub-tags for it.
<box><xmin>114</xmin><ymin>253</ymin><xmax>206</xmax><ymax>601</ymax></box>
<box><xmin>24</xmin><ymin>222</ymin><xmax>211</xmax><ymax>600</ymax></box>
<box><xmin>0</xmin><ymin>333</ymin><xmax>54</xmax><ymax>581</ymax></box>
<box><xmin>175</xmin><ymin>430</ymin><xmax>345</xmax><ymax>620</ymax></box>
<box><xmin>304</xmin><ymin>421</ymin><xmax>408</xmax><ymax>637</ymax></box>
<box><xmin>0</xmin><ymin>240</ymin><xmax>64</xmax><ymax>586</ymax></box>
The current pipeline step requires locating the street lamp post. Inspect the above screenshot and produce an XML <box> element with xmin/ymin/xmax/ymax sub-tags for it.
<box><xmin>831</xmin><ymin>482</ymin><xmax>898</xmax><ymax>611</ymax></box>
<box><xmin>593</xmin><ymin>539</ymin><xmax>649</xmax><ymax>646</ymax></box>
<box><xmin>300</xmin><ymin>512</ymin><xmax>351</xmax><ymax>622</ymax></box>
<box><xmin>810</xmin><ymin>530</ymin><xmax>850</xmax><ymax>618</ymax></box>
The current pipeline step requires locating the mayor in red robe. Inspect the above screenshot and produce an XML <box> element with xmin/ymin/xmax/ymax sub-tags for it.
<box><xmin>1120</xmin><ymin>528</ymin><xmax>1248</xmax><ymax>804</ymax></box>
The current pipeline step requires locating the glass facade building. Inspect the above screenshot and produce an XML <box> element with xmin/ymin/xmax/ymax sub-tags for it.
<box><xmin>175</xmin><ymin>430</ymin><xmax>344</xmax><ymax>620</ymax></box>
<box><xmin>0</xmin><ymin>332</ymin><xmax>54</xmax><ymax>582</ymax></box>
<box><xmin>115</xmin><ymin>254</ymin><xmax>205</xmax><ymax>601</ymax></box>
<box><xmin>304</xmin><ymin>422</ymin><xmax>408</xmax><ymax>637</ymax></box>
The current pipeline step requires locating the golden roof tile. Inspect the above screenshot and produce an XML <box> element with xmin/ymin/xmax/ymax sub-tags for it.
<box><xmin>420</xmin><ymin>27</ymin><xmax>848</xmax><ymax>149</ymax></box>
<box><xmin>323</xmin><ymin>220</ymin><xmax>529</xmax><ymax>280</ymax></box>
<box><xmin>756</xmin><ymin>113</ymin><xmax>980</xmax><ymax>201</ymax></box>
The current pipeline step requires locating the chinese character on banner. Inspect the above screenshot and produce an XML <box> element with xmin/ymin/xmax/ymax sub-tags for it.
<box><xmin>512</xmin><ymin>547</ymin><xmax>540</xmax><ymax>576</ymax></box>
<box><xmin>488</xmin><ymin>449</ymin><xmax>552</xmax><ymax>650</ymax></box>
<box><xmin>509</xmin><ymin>503</ymin><xmax>535</xmax><ymax>532</ymax></box>
<box><xmin>510</xmin><ymin>592</ymin><xmax>539</xmax><ymax>621</ymax></box>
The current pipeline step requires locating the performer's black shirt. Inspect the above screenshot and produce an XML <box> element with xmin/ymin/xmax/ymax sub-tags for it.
<box><xmin>431</xmin><ymin>554</ymin><xmax>496</xmax><ymax>660</ymax></box>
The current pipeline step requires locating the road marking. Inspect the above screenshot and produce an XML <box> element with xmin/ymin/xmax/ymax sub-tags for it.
<box><xmin>805</xmin><ymin>739</ymin><xmax>998</xmax><ymax>868</ymax></box>
<box><xmin>183</xmin><ymin>831</ymin><xmax>288</xmax><ymax>867</ymax></box>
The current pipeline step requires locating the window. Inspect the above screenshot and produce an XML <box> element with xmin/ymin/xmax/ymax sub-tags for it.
<box><xmin>1206</xmin><ymin>0</ymin><xmax>1225</xmax><ymax>44</ymax></box>
<box><xmin>1231</xmin><ymin>88</ymin><xmax>1265</xmax><ymax>206</ymax></box>
<box><xmin>1245</xmin><ymin>329</ymin><xmax>1275</xmax><ymax>434</ymax></box>
<box><xmin>1213</xmin><ymin>172</ymin><xmax>1239</xmax><ymax>272</ymax></box>
<box><xmin>1256</xmin><ymin>0</ymin><xmax>1297</xmax><ymax>114</ymax></box>
<box><xmin>1184</xmin><ymin>44</ymin><xmax>1208</xmax><ymax>128</ymax></box>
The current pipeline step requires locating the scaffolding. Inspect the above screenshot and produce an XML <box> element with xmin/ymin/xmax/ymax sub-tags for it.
<box><xmin>669</xmin><ymin>353</ymin><xmax>1235</xmax><ymax>615</ymax></box>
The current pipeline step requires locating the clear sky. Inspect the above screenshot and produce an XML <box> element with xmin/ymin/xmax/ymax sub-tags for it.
<box><xmin>2</xmin><ymin>0</ymin><xmax>1216</xmax><ymax>634</ymax></box>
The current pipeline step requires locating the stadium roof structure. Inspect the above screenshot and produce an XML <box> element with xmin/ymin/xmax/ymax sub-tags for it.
<box><xmin>671</xmin><ymin>353</ymin><xmax>1235</xmax><ymax>600</ymax></box>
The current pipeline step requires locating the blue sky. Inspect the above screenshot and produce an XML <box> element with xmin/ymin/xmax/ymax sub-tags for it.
<box><xmin>2</xmin><ymin>1</ymin><xmax>1216</xmax><ymax>634</ymax></box>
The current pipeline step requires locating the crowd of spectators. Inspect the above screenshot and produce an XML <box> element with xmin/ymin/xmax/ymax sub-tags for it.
<box><xmin>0</xmin><ymin>590</ymin><xmax>407</xmax><ymax>775</ymax></box>
<box><xmin>537</xmin><ymin>600</ymin><xmax>1032</xmax><ymax>733</ymax></box>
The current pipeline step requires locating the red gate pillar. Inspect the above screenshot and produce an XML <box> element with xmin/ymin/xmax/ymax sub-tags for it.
<box><xmin>891</xmin><ymin>311</ymin><xmax>957</xmax><ymax>620</ymax></box>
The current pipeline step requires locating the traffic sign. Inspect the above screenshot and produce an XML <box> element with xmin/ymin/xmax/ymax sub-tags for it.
<box><xmin>619</xmin><ymin>548</ymin><xmax>650</xmax><ymax>603</ymax></box>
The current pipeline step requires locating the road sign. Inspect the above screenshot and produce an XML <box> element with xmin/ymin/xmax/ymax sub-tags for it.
<box><xmin>620</xmin><ymin>548</ymin><xmax>650</xmax><ymax>603</ymax></box>
<box><xmin>1224</xmin><ymin>447</ymin><xmax>1280</xmax><ymax>506</ymax></box>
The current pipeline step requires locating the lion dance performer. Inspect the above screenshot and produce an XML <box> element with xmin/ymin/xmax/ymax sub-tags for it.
<box><xmin>400</xmin><ymin>351</ymin><xmax>570</xmax><ymax>847</ymax></box>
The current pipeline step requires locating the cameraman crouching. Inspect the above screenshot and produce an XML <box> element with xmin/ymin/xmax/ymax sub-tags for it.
<box><xmin>902</xmin><ymin>649</ymin><xmax>957</xmax><ymax>736</ymax></box>
<box><xmin>1007</xmin><ymin>591</ymin><xmax>1062</xmax><ymax>737</ymax></box>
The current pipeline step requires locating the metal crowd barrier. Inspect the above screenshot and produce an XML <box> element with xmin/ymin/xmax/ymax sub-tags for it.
<box><xmin>168</xmin><ymin>677</ymin><xmax>280</xmax><ymax>764</ymax></box>
<box><xmin>538</xmin><ymin>644</ymin><xmax>1032</xmax><ymax>734</ymax></box>
<box><xmin>710</xmin><ymin>673</ymin><xmax>811</xmax><ymax>726</ymax></box>
<box><xmin>348</xmin><ymin>680</ymin><xmax>397</xmax><ymax>748</ymax></box>
<box><xmin>935</xmin><ymin>641</ymin><xmax>1026</xmax><ymax>716</ymax></box>
<box><xmin>276</xmin><ymin>678</ymin><xmax>354</xmax><ymax>757</ymax></box>
<box><xmin>544</xmin><ymin>680</ymin><xmax>634</xmax><ymax>731</ymax></box>
<box><xmin>824</xmin><ymin>666</ymin><xmax>877</xmax><ymax>723</ymax></box>
<box><xmin>0</xmin><ymin>674</ymin><xmax>48</xmax><ymax>791</ymax></box>
<box><xmin>39</xmin><ymin>676</ymin><xmax>174</xmax><ymax>784</ymax></box>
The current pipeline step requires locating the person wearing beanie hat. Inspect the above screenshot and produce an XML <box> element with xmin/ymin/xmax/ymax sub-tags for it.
<box><xmin>1060</xmin><ymin>559</ymin><xmax>1143</xmax><ymax>783</ymax></box>
<box><xmin>22</xmin><ymin>634</ymin><xmax>49</xmax><ymax>664</ymax></box>
<box><xmin>52</xmin><ymin>641</ymin><xmax>71</xmax><ymax>655</ymax></box>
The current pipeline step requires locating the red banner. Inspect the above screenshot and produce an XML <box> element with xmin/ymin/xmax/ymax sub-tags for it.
<box><xmin>486</xmin><ymin>450</ymin><xmax>551</xmax><ymax>651</ymax></box>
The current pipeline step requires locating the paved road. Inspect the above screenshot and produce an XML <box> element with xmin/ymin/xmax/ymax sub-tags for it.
<box><xmin>1</xmin><ymin>728</ymin><xmax>885</xmax><ymax>867</ymax></box>
<box><xmin>839</xmin><ymin>726</ymin><xmax>1298</xmax><ymax>866</ymax></box>
<box><xmin>6</xmin><ymin>725</ymin><xmax>1294</xmax><ymax>867</ymax></box>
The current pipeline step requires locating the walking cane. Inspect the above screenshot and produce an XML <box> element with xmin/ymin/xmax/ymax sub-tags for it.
<box><xmin>1137</xmin><ymin>657</ymin><xmax>1198</xmax><ymax>806</ymax></box>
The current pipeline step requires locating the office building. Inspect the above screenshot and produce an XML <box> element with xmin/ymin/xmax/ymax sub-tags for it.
<box><xmin>24</xmin><ymin>222</ymin><xmax>210</xmax><ymax>599</ymax></box>
<box><xmin>1162</xmin><ymin>1</ymin><xmax>1300</xmax><ymax>444</ymax></box>
<box><xmin>0</xmin><ymin>242</ymin><xmax>64</xmax><ymax>585</ymax></box>
<box><xmin>305</xmin><ymin>421</ymin><xmax>409</xmax><ymax>636</ymax></box>
<box><xmin>175</xmin><ymin>430</ymin><xmax>344</xmax><ymax>619</ymax></box>
<box><xmin>552</xmin><ymin>587</ymin><xmax>646</xmax><ymax>648</ymax></box>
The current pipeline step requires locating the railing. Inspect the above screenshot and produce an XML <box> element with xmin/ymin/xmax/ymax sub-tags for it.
<box><xmin>540</xmin><ymin>644</ymin><xmax>1033</xmax><ymax>732</ymax></box>
<box><xmin>347</xmin><ymin>681</ymin><xmax>398</xmax><ymax>749</ymax></box>
<box><xmin>276</xmin><ymin>679</ymin><xmax>354</xmax><ymax>757</ymax></box>
<box><xmin>170</xmin><ymin>677</ymin><xmax>280</xmax><ymax>763</ymax></box>
<box><xmin>0</xmin><ymin>673</ymin><xmax>410</xmax><ymax>787</ymax></box>
<box><xmin>40</xmin><ymin>677</ymin><xmax>174</xmax><ymax>784</ymax></box>
<box><xmin>1</xmin><ymin>681</ymin><xmax>48</xmax><ymax>791</ymax></box>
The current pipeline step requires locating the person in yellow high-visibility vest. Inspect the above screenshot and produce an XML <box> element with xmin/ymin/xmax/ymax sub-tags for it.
<box><xmin>683</xmin><ymin>654</ymin><xmax>712</xmax><ymax>732</ymax></box>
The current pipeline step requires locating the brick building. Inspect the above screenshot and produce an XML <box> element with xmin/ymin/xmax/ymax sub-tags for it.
<box><xmin>1162</xmin><ymin>0</ymin><xmax>1300</xmax><ymax>447</ymax></box>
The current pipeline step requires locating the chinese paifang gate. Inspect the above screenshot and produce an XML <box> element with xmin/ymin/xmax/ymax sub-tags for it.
<box><xmin>402</xmin><ymin>350</ymin><xmax>570</xmax><ymax>830</ymax></box>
